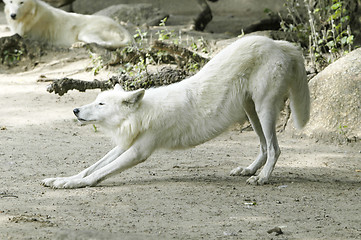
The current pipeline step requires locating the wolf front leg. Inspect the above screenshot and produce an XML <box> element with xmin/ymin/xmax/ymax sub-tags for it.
<box><xmin>44</xmin><ymin>140</ymin><xmax>155</xmax><ymax>189</ymax></box>
<box><xmin>42</xmin><ymin>146</ymin><xmax>124</xmax><ymax>188</ymax></box>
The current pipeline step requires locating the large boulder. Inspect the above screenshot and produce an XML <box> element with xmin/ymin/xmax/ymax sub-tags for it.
<box><xmin>94</xmin><ymin>4</ymin><xmax>168</xmax><ymax>26</ymax></box>
<box><xmin>72</xmin><ymin>0</ymin><xmax>204</xmax><ymax>27</ymax></box>
<box><xmin>298</xmin><ymin>48</ymin><xmax>361</xmax><ymax>143</ymax></box>
<box><xmin>71</xmin><ymin>0</ymin><xmax>285</xmax><ymax>34</ymax></box>
<box><xmin>72</xmin><ymin>0</ymin><xmax>200</xmax><ymax>15</ymax></box>
<box><xmin>42</xmin><ymin>0</ymin><xmax>75</xmax><ymax>7</ymax></box>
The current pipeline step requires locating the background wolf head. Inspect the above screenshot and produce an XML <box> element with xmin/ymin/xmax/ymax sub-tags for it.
<box><xmin>4</xmin><ymin>0</ymin><xmax>36</xmax><ymax>21</ymax></box>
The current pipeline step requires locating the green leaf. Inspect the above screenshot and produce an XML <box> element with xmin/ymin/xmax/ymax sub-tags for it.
<box><xmin>331</xmin><ymin>2</ymin><xmax>342</xmax><ymax>10</ymax></box>
<box><xmin>326</xmin><ymin>40</ymin><xmax>335</xmax><ymax>48</ymax></box>
<box><xmin>341</xmin><ymin>16</ymin><xmax>350</xmax><ymax>23</ymax></box>
<box><xmin>334</xmin><ymin>23</ymin><xmax>341</xmax><ymax>32</ymax></box>
<box><xmin>331</xmin><ymin>9</ymin><xmax>342</xmax><ymax>20</ymax></box>
<box><xmin>346</xmin><ymin>35</ymin><xmax>354</xmax><ymax>44</ymax></box>
<box><xmin>264</xmin><ymin>8</ymin><xmax>272</xmax><ymax>14</ymax></box>
<box><xmin>340</xmin><ymin>36</ymin><xmax>347</xmax><ymax>45</ymax></box>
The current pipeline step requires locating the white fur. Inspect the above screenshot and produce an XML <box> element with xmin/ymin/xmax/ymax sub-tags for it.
<box><xmin>3</xmin><ymin>0</ymin><xmax>132</xmax><ymax>48</ymax></box>
<box><xmin>42</xmin><ymin>36</ymin><xmax>310</xmax><ymax>188</ymax></box>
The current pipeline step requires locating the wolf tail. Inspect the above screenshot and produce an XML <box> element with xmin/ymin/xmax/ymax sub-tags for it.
<box><xmin>288</xmin><ymin>48</ymin><xmax>310</xmax><ymax>129</ymax></box>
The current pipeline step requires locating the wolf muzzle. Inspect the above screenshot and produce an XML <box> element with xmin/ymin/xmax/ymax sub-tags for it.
<box><xmin>73</xmin><ymin>108</ymin><xmax>80</xmax><ymax>117</ymax></box>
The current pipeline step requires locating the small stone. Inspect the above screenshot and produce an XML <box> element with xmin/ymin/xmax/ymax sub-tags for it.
<box><xmin>267</xmin><ymin>226</ymin><xmax>283</xmax><ymax>235</ymax></box>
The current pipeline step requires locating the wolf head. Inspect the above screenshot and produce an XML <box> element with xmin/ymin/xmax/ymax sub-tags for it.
<box><xmin>4</xmin><ymin>0</ymin><xmax>36</xmax><ymax>21</ymax></box>
<box><xmin>73</xmin><ymin>84</ymin><xmax>145</xmax><ymax>128</ymax></box>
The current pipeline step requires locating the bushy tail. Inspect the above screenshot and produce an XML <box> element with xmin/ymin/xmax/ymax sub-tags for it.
<box><xmin>289</xmin><ymin>52</ymin><xmax>310</xmax><ymax>129</ymax></box>
<box><xmin>276</xmin><ymin>40</ymin><xmax>310</xmax><ymax>129</ymax></box>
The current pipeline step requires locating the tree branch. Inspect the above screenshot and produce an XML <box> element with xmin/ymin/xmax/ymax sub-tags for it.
<box><xmin>46</xmin><ymin>67</ymin><xmax>190</xmax><ymax>96</ymax></box>
<box><xmin>152</xmin><ymin>40</ymin><xmax>210</xmax><ymax>64</ymax></box>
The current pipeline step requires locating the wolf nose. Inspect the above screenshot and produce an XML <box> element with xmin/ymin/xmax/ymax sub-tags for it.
<box><xmin>73</xmin><ymin>108</ymin><xmax>80</xmax><ymax>116</ymax></box>
<box><xmin>10</xmin><ymin>13</ymin><xmax>16</xmax><ymax>20</ymax></box>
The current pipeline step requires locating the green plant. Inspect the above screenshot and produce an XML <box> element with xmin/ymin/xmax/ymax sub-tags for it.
<box><xmin>88</xmin><ymin>51</ymin><xmax>104</xmax><ymax>75</ymax></box>
<box><xmin>190</xmin><ymin>37</ymin><xmax>210</xmax><ymax>54</ymax></box>
<box><xmin>338</xmin><ymin>123</ymin><xmax>348</xmax><ymax>135</ymax></box>
<box><xmin>119</xmin><ymin>54</ymin><xmax>152</xmax><ymax>88</ymax></box>
<box><xmin>118</xmin><ymin>15</ymin><xmax>210</xmax><ymax>84</ymax></box>
<box><xmin>281</xmin><ymin>0</ymin><xmax>355</xmax><ymax>71</ymax></box>
<box><xmin>2</xmin><ymin>49</ymin><xmax>24</xmax><ymax>65</ymax></box>
<box><xmin>156</xmin><ymin>17</ymin><xmax>176</xmax><ymax>41</ymax></box>
<box><xmin>133</xmin><ymin>27</ymin><xmax>149</xmax><ymax>49</ymax></box>
<box><xmin>121</xmin><ymin>18</ymin><xmax>174</xmax><ymax>78</ymax></box>
<box><xmin>186</xmin><ymin>61</ymin><xmax>201</xmax><ymax>72</ymax></box>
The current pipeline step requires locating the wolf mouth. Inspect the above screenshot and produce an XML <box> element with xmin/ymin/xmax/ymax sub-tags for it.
<box><xmin>76</xmin><ymin>117</ymin><xmax>95</xmax><ymax>123</ymax></box>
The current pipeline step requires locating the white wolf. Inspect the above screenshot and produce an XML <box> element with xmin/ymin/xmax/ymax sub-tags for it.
<box><xmin>42</xmin><ymin>36</ymin><xmax>310</xmax><ymax>189</ymax></box>
<box><xmin>3</xmin><ymin>0</ymin><xmax>132</xmax><ymax>48</ymax></box>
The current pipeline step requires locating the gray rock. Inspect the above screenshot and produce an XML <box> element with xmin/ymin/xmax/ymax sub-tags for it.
<box><xmin>94</xmin><ymin>4</ymin><xmax>168</xmax><ymax>26</ymax></box>
<box><xmin>42</xmin><ymin>0</ymin><xmax>75</xmax><ymax>8</ymax></box>
<box><xmin>72</xmin><ymin>0</ymin><xmax>200</xmax><ymax>15</ymax></box>
<box><xmin>72</xmin><ymin>0</ymin><xmax>122</xmax><ymax>14</ymax></box>
<box><xmin>292</xmin><ymin>48</ymin><xmax>361</xmax><ymax>142</ymax></box>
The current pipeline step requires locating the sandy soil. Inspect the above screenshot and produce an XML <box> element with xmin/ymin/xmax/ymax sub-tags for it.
<box><xmin>0</xmin><ymin>48</ymin><xmax>360</xmax><ymax>240</ymax></box>
<box><xmin>0</xmin><ymin>9</ymin><xmax>361</xmax><ymax>240</ymax></box>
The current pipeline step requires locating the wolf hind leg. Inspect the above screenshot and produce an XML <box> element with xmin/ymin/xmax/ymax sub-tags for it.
<box><xmin>230</xmin><ymin>98</ymin><xmax>267</xmax><ymax>176</ymax></box>
<box><xmin>76</xmin><ymin>31</ymin><xmax>110</xmax><ymax>48</ymax></box>
<box><xmin>77</xmin><ymin>27</ymin><xmax>130</xmax><ymax>49</ymax></box>
<box><xmin>246</xmin><ymin>99</ymin><xmax>281</xmax><ymax>185</ymax></box>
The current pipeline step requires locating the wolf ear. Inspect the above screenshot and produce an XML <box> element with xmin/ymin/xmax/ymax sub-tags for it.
<box><xmin>123</xmin><ymin>89</ymin><xmax>145</xmax><ymax>106</ymax></box>
<box><xmin>30</xmin><ymin>1</ymin><xmax>37</xmax><ymax>15</ymax></box>
<box><xmin>114</xmin><ymin>84</ymin><xmax>125</xmax><ymax>92</ymax></box>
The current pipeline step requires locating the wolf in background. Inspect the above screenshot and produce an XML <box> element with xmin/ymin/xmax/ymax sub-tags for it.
<box><xmin>3</xmin><ymin>0</ymin><xmax>132</xmax><ymax>48</ymax></box>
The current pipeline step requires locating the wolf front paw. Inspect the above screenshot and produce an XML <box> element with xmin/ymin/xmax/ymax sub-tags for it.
<box><xmin>42</xmin><ymin>177</ymin><xmax>90</xmax><ymax>189</ymax></box>
<box><xmin>230</xmin><ymin>166</ymin><xmax>255</xmax><ymax>176</ymax></box>
<box><xmin>230</xmin><ymin>166</ymin><xmax>243</xmax><ymax>176</ymax></box>
<box><xmin>42</xmin><ymin>177</ymin><xmax>57</xmax><ymax>187</ymax></box>
<box><xmin>71</xmin><ymin>41</ymin><xmax>86</xmax><ymax>48</ymax></box>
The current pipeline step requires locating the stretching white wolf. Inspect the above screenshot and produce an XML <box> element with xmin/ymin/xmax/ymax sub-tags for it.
<box><xmin>3</xmin><ymin>0</ymin><xmax>132</xmax><ymax>48</ymax></box>
<box><xmin>42</xmin><ymin>36</ymin><xmax>310</xmax><ymax>189</ymax></box>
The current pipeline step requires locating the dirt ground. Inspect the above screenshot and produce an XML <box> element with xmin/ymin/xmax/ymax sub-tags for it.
<box><xmin>0</xmin><ymin>9</ymin><xmax>361</xmax><ymax>240</ymax></box>
<box><xmin>0</xmin><ymin>49</ymin><xmax>360</xmax><ymax>240</ymax></box>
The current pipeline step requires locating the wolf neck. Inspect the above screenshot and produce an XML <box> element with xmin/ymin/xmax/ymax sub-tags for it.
<box><xmin>107</xmin><ymin>118</ymin><xmax>142</xmax><ymax>150</ymax></box>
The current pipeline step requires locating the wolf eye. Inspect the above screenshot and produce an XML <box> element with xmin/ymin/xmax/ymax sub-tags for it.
<box><xmin>98</xmin><ymin>102</ymin><xmax>105</xmax><ymax>105</ymax></box>
<box><xmin>20</xmin><ymin>1</ymin><xmax>24</xmax><ymax>4</ymax></box>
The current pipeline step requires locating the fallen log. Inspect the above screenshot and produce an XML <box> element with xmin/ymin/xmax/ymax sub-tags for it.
<box><xmin>45</xmin><ymin>67</ymin><xmax>190</xmax><ymax>96</ymax></box>
<box><xmin>152</xmin><ymin>40</ymin><xmax>210</xmax><ymax>67</ymax></box>
<box><xmin>46</xmin><ymin>78</ymin><xmax>113</xmax><ymax>96</ymax></box>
